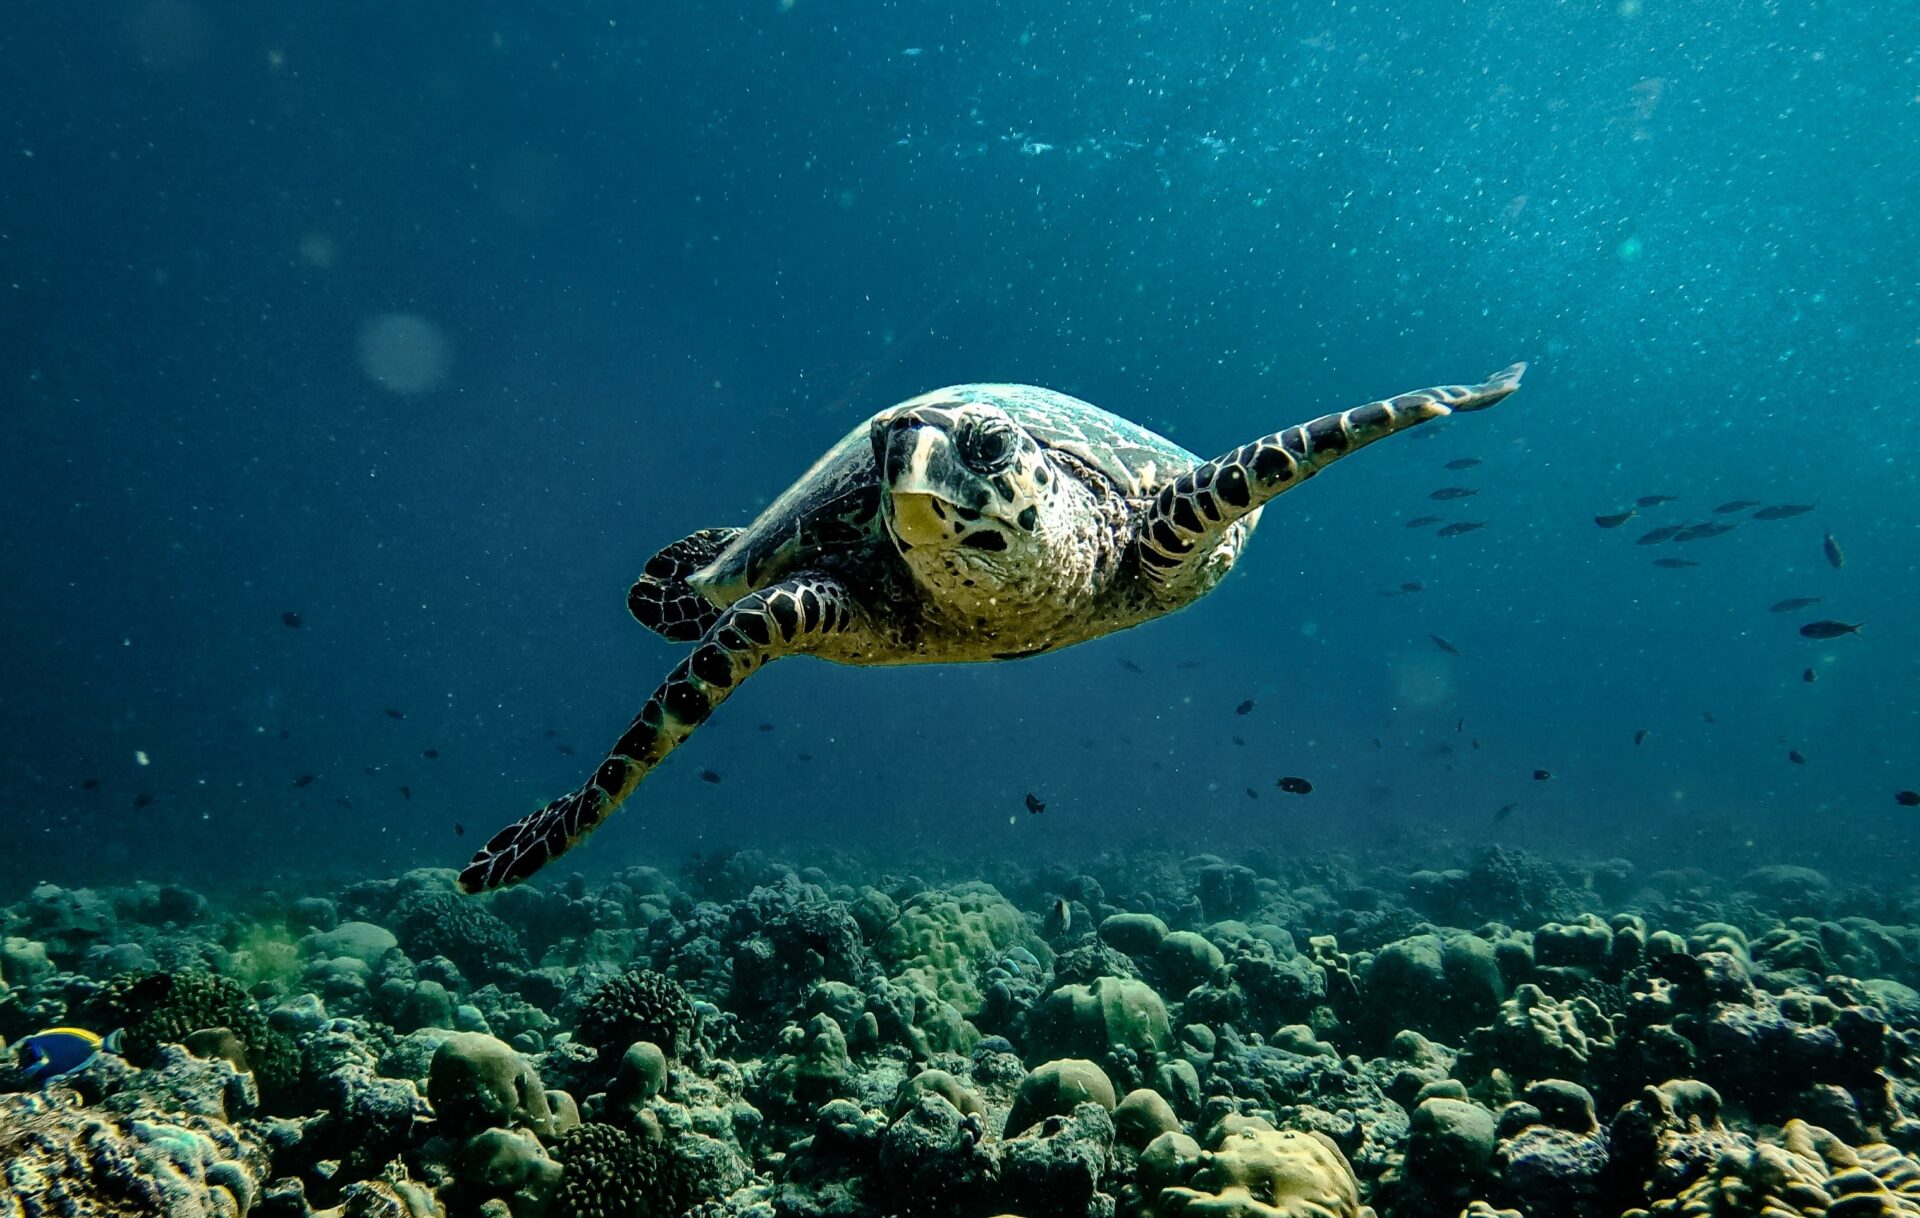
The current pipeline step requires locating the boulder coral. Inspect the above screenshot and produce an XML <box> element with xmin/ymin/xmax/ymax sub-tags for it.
<box><xmin>879</xmin><ymin>883</ymin><xmax>1043</xmax><ymax>1018</ymax></box>
<box><xmin>1146</xmin><ymin>1116</ymin><xmax>1375</xmax><ymax>1217</ymax></box>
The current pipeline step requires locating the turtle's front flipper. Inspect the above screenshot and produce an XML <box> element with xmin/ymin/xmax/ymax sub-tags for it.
<box><xmin>628</xmin><ymin>527</ymin><xmax>744</xmax><ymax>642</ymax></box>
<box><xmin>1136</xmin><ymin>363</ymin><xmax>1525</xmax><ymax>597</ymax></box>
<box><xmin>459</xmin><ymin>572</ymin><xmax>859</xmax><ymax>892</ymax></box>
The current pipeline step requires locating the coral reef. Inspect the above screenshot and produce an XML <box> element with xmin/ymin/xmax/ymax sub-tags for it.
<box><xmin>5</xmin><ymin>846</ymin><xmax>1920</xmax><ymax>1217</ymax></box>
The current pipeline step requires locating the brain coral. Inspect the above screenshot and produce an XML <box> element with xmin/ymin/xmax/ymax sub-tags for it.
<box><xmin>1624</xmin><ymin>1118</ymin><xmax>1920</xmax><ymax>1216</ymax></box>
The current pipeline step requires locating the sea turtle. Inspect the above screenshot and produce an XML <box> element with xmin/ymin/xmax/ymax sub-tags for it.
<box><xmin>458</xmin><ymin>363</ymin><xmax>1526</xmax><ymax>892</ymax></box>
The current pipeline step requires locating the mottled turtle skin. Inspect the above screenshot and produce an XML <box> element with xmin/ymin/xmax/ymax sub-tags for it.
<box><xmin>460</xmin><ymin>364</ymin><xmax>1525</xmax><ymax>892</ymax></box>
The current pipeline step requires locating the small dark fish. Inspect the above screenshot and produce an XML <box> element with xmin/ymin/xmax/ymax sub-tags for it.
<box><xmin>80</xmin><ymin>778</ymin><xmax>99</xmax><ymax>790</ymax></box>
<box><xmin>1232</xmin><ymin>736</ymin><xmax>1245</xmax><ymax>746</ymax></box>
<box><xmin>1234</xmin><ymin>699</ymin><xmax>1255</xmax><ymax>716</ymax></box>
<box><xmin>1372</xmin><ymin>738</ymin><xmax>1383</xmax><ymax>749</ymax></box>
<box><xmin>361</xmin><ymin>765</ymin><xmax>379</xmax><ymax>776</ymax></box>
<box><xmin>1456</xmin><ymin>717</ymin><xmax>1464</xmax><ymax>733</ymax></box>
<box><xmin>1675</xmin><ymin>522</ymin><xmax>1736</xmax><ymax>542</ymax></box>
<box><xmin>1753</xmin><ymin>503</ymin><xmax>1816</xmax><ymax>520</ymax></box>
<box><xmin>1652</xmin><ymin>558</ymin><xmax>1699</xmax><ymax>569</ymax></box>
<box><xmin>1472</xmin><ymin>739</ymin><xmax>1481</xmax><ymax>750</ymax></box>
<box><xmin>1533</xmin><ymin>769</ymin><xmax>1552</xmax><ymax>780</ymax></box>
<box><xmin>1714</xmin><ymin>499</ymin><xmax>1759</xmax><ymax>514</ymax></box>
<box><xmin>1430</xmin><ymin>487</ymin><xmax>1479</xmax><ymax>500</ymax></box>
<box><xmin>1492</xmin><ymin>802</ymin><xmax>1517</xmax><ymax>824</ymax></box>
<box><xmin>796</xmin><ymin>752</ymin><xmax>813</xmax><ymax>762</ymax></box>
<box><xmin>1636</xmin><ymin>525</ymin><xmax>1684</xmax><ymax>545</ymax></box>
<box><xmin>1436</xmin><ymin>521</ymin><xmax>1486</xmax><ymax>537</ymax></box>
<box><xmin>1405</xmin><ymin>515</ymin><xmax>1442</xmax><ymax>528</ymax></box>
<box><xmin>1703</xmin><ymin>711</ymin><xmax>1717</xmax><ymax>723</ymax></box>
<box><xmin>1276</xmin><ymin>776</ymin><xmax>1314</xmax><ymax>795</ymax></box>
<box><xmin>699</xmin><ymin>769</ymin><xmax>722</xmax><ymax>784</ymax></box>
<box><xmin>421</xmin><ymin>748</ymin><xmax>440</xmax><ymax>759</ymax></box>
<box><xmin>293</xmin><ymin>774</ymin><xmax>316</xmax><ymax>788</ymax></box>
<box><xmin>757</xmin><ymin>723</ymin><xmax>776</xmax><ymax>732</ymax></box>
<box><xmin>278</xmin><ymin>728</ymin><xmax>291</xmax><ymax>740</ymax></box>
<box><xmin>1636</xmin><ymin>494</ymin><xmax>1678</xmax><ymax>507</ymax></box>
<box><xmin>1787</xmin><ymin>749</ymin><xmax>1806</xmax><ymax>765</ymax></box>
<box><xmin>1799</xmin><ymin>620</ymin><xmax>1863</xmax><ymax>640</ymax></box>
<box><xmin>399</xmin><ymin>785</ymin><xmax>411</xmax><ymax>800</ymax></box>
<box><xmin>384</xmin><ymin>708</ymin><xmax>405</xmax><ymax>720</ymax></box>
<box><xmin>454</xmin><ymin>821</ymin><xmax>465</xmax><ymax>836</ymax></box>
<box><xmin>1594</xmin><ymin>510</ymin><xmax>1636</xmax><ymax>529</ymax></box>
<box><xmin>280</xmin><ymin>611</ymin><xmax>303</xmax><ymax>628</ymax></box>
<box><xmin>1429</xmin><ymin>634</ymin><xmax>1460</xmax><ymax>655</ymax></box>
<box><xmin>1896</xmin><ymin>791</ymin><xmax>1920</xmax><ymax>807</ymax></box>
<box><xmin>1770</xmin><ymin>597</ymin><xmax>1822</xmax><ymax>613</ymax></box>
<box><xmin>1175</xmin><ymin>660</ymin><xmax>1204</xmax><ymax>670</ymax></box>
<box><xmin>1802</xmin><ymin>667</ymin><xmax>1817</xmax><ymax>684</ymax></box>
<box><xmin>1445</xmin><ymin>457</ymin><xmax>1483</xmax><ymax>470</ymax></box>
<box><xmin>1118</xmin><ymin>658</ymin><xmax>1144</xmax><ymax>674</ymax></box>
<box><xmin>133</xmin><ymin>793</ymin><xmax>154</xmax><ymax>808</ymax></box>
<box><xmin>543</xmin><ymin>728</ymin><xmax>557</xmax><ymax>738</ymax></box>
<box><xmin>1401</xmin><ymin>581</ymin><xmax>1424</xmax><ymax>593</ymax></box>
<box><xmin>555</xmin><ymin>744</ymin><xmax>576</xmax><ymax>755</ymax></box>
<box><xmin>1822</xmin><ymin>533</ymin><xmax>1845</xmax><ymax>569</ymax></box>
<box><xmin>333</xmin><ymin>795</ymin><xmax>354</xmax><ymax>809</ymax></box>
<box><xmin>1025</xmin><ymin>792</ymin><xmax>1045</xmax><ymax>815</ymax></box>
<box><xmin>1245</xmin><ymin>788</ymin><xmax>1259</xmax><ymax>800</ymax></box>
<box><xmin>1634</xmin><ymin>728</ymin><xmax>1649</xmax><ymax>746</ymax></box>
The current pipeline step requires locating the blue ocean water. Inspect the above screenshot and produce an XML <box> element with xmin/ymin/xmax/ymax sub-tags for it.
<box><xmin>2</xmin><ymin>1</ymin><xmax>1915</xmax><ymax>896</ymax></box>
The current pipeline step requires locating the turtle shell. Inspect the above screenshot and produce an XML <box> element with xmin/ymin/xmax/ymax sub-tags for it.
<box><xmin>687</xmin><ymin>385</ymin><xmax>1203</xmax><ymax>606</ymax></box>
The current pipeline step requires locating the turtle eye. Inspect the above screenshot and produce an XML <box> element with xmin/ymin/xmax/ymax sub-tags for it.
<box><xmin>958</xmin><ymin>419</ymin><xmax>1016</xmax><ymax>474</ymax></box>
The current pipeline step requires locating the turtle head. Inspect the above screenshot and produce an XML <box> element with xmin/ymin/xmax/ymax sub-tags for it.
<box><xmin>871</xmin><ymin>399</ymin><xmax>1051</xmax><ymax>556</ymax></box>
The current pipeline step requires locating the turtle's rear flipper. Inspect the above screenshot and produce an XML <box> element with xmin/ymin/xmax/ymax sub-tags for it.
<box><xmin>459</xmin><ymin>572</ymin><xmax>859</xmax><ymax>892</ymax></box>
<box><xmin>1136</xmin><ymin>364</ymin><xmax>1525</xmax><ymax>599</ymax></box>
<box><xmin>628</xmin><ymin>527</ymin><xmax>743</xmax><ymax>642</ymax></box>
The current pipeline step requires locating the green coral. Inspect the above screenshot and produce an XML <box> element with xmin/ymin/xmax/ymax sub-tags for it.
<box><xmin>575</xmin><ymin>969</ymin><xmax>697</xmax><ymax>1063</ymax></box>
<box><xmin>1036</xmin><ymin>974</ymin><xmax>1172</xmax><ymax>1064</ymax></box>
<box><xmin>760</xmin><ymin>1014</ymin><xmax>855</xmax><ymax>1111</ymax></box>
<box><xmin>878</xmin><ymin>882</ymin><xmax>1040</xmax><ymax>1017</ymax></box>
<box><xmin>551</xmin><ymin>1122</ymin><xmax>691</xmax><ymax>1218</ymax></box>
<box><xmin>82</xmin><ymin>969</ymin><xmax>302</xmax><ymax>1098</ymax></box>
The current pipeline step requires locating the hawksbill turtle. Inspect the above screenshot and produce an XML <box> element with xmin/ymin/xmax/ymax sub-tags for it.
<box><xmin>459</xmin><ymin>363</ymin><xmax>1526</xmax><ymax>891</ymax></box>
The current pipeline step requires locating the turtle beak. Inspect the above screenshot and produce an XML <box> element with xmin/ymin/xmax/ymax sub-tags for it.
<box><xmin>888</xmin><ymin>491</ymin><xmax>952</xmax><ymax>547</ymax></box>
<box><xmin>876</xmin><ymin>415</ymin><xmax>970</xmax><ymax>546</ymax></box>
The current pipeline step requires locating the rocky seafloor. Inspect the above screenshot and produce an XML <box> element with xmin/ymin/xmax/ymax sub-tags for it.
<box><xmin>7</xmin><ymin>846</ymin><xmax>1920</xmax><ymax>1217</ymax></box>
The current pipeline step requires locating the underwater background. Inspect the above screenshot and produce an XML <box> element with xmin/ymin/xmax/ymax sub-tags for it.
<box><xmin>4</xmin><ymin>4</ymin><xmax>1920</xmax><ymax>1216</ymax></box>
<box><xmin>3</xmin><ymin>2</ymin><xmax>1917</xmax><ymax>892</ymax></box>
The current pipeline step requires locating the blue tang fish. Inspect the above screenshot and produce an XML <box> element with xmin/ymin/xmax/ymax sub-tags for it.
<box><xmin>14</xmin><ymin>1026</ymin><xmax>123</xmax><ymax>1084</ymax></box>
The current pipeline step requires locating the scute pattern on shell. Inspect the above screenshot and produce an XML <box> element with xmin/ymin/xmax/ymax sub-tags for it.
<box><xmin>694</xmin><ymin>384</ymin><xmax>1203</xmax><ymax>605</ymax></box>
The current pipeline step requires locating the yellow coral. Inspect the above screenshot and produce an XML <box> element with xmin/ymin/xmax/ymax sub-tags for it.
<box><xmin>1151</xmin><ymin>1122</ymin><xmax>1375</xmax><ymax>1218</ymax></box>
<box><xmin>1624</xmin><ymin>1119</ymin><xmax>1920</xmax><ymax>1217</ymax></box>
